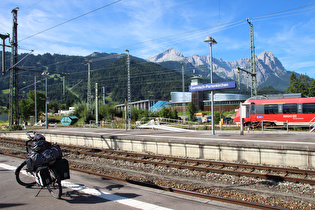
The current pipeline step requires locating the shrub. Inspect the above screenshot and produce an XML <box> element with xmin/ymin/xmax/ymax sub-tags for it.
<box><xmin>7</xmin><ymin>124</ymin><xmax>22</xmax><ymax>131</ymax></box>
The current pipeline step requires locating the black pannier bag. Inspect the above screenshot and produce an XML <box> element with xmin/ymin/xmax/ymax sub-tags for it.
<box><xmin>53</xmin><ymin>159</ymin><xmax>70</xmax><ymax>180</ymax></box>
<box><xmin>41</xmin><ymin>144</ymin><xmax>62</xmax><ymax>164</ymax></box>
<box><xmin>34</xmin><ymin>133</ymin><xmax>46</xmax><ymax>141</ymax></box>
<box><xmin>35</xmin><ymin>166</ymin><xmax>52</xmax><ymax>187</ymax></box>
<box><xmin>26</xmin><ymin>142</ymin><xmax>63</xmax><ymax>171</ymax></box>
<box><xmin>50</xmin><ymin>144</ymin><xmax>62</xmax><ymax>159</ymax></box>
<box><xmin>33</xmin><ymin>139</ymin><xmax>51</xmax><ymax>153</ymax></box>
<box><xmin>26</xmin><ymin>152</ymin><xmax>46</xmax><ymax>171</ymax></box>
<box><xmin>41</xmin><ymin>149</ymin><xmax>55</xmax><ymax>163</ymax></box>
<box><xmin>33</xmin><ymin>133</ymin><xmax>51</xmax><ymax>153</ymax></box>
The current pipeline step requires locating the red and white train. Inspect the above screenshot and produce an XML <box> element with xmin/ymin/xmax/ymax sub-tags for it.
<box><xmin>234</xmin><ymin>97</ymin><xmax>315</xmax><ymax>127</ymax></box>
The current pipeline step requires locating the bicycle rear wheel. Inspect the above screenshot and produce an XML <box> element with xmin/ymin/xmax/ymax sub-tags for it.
<box><xmin>47</xmin><ymin>168</ymin><xmax>62</xmax><ymax>199</ymax></box>
<box><xmin>15</xmin><ymin>161</ymin><xmax>36</xmax><ymax>187</ymax></box>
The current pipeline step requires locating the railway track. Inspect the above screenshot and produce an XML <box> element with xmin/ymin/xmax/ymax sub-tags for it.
<box><xmin>1</xmin><ymin>136</ymin><xmax>314</xmax><ymax>209</ymax></box>
<box><xmin>1</xmin><ymin>136</ymin><xmax>315</xmax><ymax>185</ymax></box>
<box><xmin>70</xmin><ymin>167</ymin><xmax>284</xmax><ymax>210</ymax></box>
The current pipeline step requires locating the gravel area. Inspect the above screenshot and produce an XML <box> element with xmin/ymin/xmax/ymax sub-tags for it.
<box><xmin>65</xmin><ymin>152</ymin><xmax>315</xmax><ymax>209</ymax></box>
<box><xmin>1</xmin><ymin>141</ymin><xmax>315</xmax><ymax>209</ymax></box>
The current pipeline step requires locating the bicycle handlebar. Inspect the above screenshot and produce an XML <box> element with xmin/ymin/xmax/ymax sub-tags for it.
<box><xmin>25</xmin><ymin>131</ymin><xmax>36</xmax><ymax>153</ymax></box>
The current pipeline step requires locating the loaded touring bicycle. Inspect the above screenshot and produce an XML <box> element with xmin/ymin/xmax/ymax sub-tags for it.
<box><xmin>15</xmin><ymin>131</ymin><xmax>70</xmax><ymax>199</ymax></box>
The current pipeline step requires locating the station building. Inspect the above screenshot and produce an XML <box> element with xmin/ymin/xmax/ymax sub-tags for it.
<box><xmin>116</xmin><ymin>99</ymin><xmax>160</xmax><ymax>111</ymax></box>
<box><xmin>166</xmin><ymin>75</ymin><xmax>249</xmax><ymax>112</ymax></box>
<box><xmin>166</xmin><ymin>92</ymin><xmax>248</xmax><ymax>112</ymax></box>
<box><xmin>116</xmin><ymin>75</ymin><xmax>249</xmax><ymax>113</ymax></box>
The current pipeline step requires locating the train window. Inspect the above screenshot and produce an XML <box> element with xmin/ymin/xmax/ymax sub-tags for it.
<box><xmin>303</xmin><ymin>103</ymin><xmax>315</xmax><ymax>113</ymax></box>
<box><xmin>264</xmin><ymin>104</ymin><xmax>278</xmax><ymax>114</ymax></box>
<box><xmin>283</xmin><ymin>104</ymin><xmax>297</xmax><ymax>114</ymax></box>
<box><xmin>254</xmin><ymin>105</ymin><xmax>264</xmax><ymax>114</ymax></box>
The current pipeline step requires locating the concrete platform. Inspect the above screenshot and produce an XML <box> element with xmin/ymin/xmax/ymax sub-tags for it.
<box><xmin>1</xmin><ymin>128</ymin><xmax>315</xmax><ymax>169</ymax></box>
<box><xmin>0</xmin><ymin>155</ymin><xmax>249</xmax><ymax>210</ymax></box>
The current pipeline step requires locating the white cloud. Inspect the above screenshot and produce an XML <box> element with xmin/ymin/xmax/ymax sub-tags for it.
<box><xmin>0</xmin><ymin>0</ymin><xmax>314</xmax><ymax>80</ymax></box>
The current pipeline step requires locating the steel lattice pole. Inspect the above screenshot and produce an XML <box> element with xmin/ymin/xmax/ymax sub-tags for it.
<box><xmin>126</xmin><ymin>49</ymin><xmax>131</xmax><ymax>130</ymax></box>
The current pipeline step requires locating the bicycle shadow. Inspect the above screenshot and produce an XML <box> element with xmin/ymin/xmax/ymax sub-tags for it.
<box><xmin>61</xmin><ymin>186</ymin><xmax>139</xmax><ymax>204</ymax></box>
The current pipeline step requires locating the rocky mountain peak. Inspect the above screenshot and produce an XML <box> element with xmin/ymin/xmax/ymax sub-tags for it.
<box><xmin>257</xmin><ymin>51</ymin><xmax>276</xmax><ymax>64</ymax></box>
<box><xmin>146</xmin><ymin>48</ymin><xmax>291</xmax><ymax>91</ymax></box>
<box><xmin>147</xmin><ymin>47</ymin><xmax>185</xmax><ymax>62</ymax></box>
<box><xmin>257</xmin><ymin>51</ymin><xmax>286</xmax><ymax>75</ymax></box>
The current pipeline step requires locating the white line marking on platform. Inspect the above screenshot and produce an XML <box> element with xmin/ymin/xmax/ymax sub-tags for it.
<box><xmin>62</xmin><ymin>181</ymin><xmax>172</xmax><ymax>210</ymax></box>
<box><xmin>0</xmin><ymin>163</ymin><xmax>16</xmax><ymax>171</ymax></box>
<box><xmin>0</xmin><ymin>163</ymin><xmax>172</xmax><ymax>210</ymax></box>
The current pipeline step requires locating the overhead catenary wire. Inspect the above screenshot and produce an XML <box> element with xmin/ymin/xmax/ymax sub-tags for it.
<box><xmin>132</xmin><ymin>21</ymin><xmax>247</xmax><ymax>55</ymax></box>
<box><xmin>3</xmin><ymin>2</ymin><xmax>315</xmax><ymax>101</ymax></box>
<box><xmin>115</xmin><ymin>3</ymin><xmax>315</xmax><ymax>55</ymax></box>
<box><xmin>2</xmin><ymin>2</ymin><xmax>314</xmax><ymax>57</ymax></box>
<box><xmin>5</xmin><ymin>2</ymin><xmax>313</xmax><ymax>72</ymax></box>
<box><xmin>251</xmin><ymin>3</ymin><xmax>315</xmax><ymax>21</ymax></box>
<box><xmin>19</xmin><ymin>0</ymin><xmax>122</xmax><ymax>43</ymax></box>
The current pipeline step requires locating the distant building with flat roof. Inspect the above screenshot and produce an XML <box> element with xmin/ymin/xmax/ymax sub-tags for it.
<box><xmin>166</xmin><ymin>92</ymin><xmax>249</xmax><ymax>112</ymax></box>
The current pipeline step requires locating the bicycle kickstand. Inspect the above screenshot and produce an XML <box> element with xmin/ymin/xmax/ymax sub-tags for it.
<box><xmin>35</xmin><ymin>187</ymin><xmax>44</xmax><ymax>197</ymax></box>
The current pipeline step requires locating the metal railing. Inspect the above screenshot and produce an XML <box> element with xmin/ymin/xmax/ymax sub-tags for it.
<box><xmin>309</xmin><ymin>117</ymin><xmax>315</xmax><ymax>133</ymax></box>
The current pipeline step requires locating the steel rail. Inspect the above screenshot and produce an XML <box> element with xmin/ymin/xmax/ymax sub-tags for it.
<box><xmin>1</xmin><ymin>137</ymin><xmax>315</xmax><ymax>185</ymax></box>
<box><xmin>64</xmin><ymin>147</ymin><xmax>315</xmax><ymax>185</ymax></box>
<box><xmin>70</xmin><ymin>167</ymin><xmax>285</xmax><ymax>210</ymax></box>
<box><xmin>40</xmin><ymin>140</ymin><xmax>315</xmax><ymax>177</ymax></box>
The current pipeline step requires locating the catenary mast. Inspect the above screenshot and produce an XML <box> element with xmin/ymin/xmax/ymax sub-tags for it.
<box><xmin>247</xmin><ymin>19</ymin><xmax>257</xmax><ymax>97</ymax></box>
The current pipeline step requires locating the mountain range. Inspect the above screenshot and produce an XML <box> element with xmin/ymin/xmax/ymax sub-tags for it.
<box><xmin>0</xmin><ymin>48</ymin><xmax>293</xmax><ymax>107</ymax></box>
<box><xmin>147</xmin><ymin>47</ymin><xmax>292</xmax><ymax>91</ymax></box>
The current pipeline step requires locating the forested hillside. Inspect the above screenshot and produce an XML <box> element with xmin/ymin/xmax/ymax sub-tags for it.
<box><xmin>0</xmin><ymin>52</ymin><xmax>192</xmax><ymax>107</ymax></box>
<box><xmin>1</xmin><ymin>51</ymin><xmax>298</xmax><ymax>109</ymax></box>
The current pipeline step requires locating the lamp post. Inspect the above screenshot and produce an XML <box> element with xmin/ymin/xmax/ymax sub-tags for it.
<box><xmin>181</xmin><ymin>62</ymin><xmax>185</xmax><ymax>122</ymax></box>
<box><xmin>95</xmin><ymin>83</ymin><xmax>98</xmax><ymax>125</ymax></box>
<box><xmin>204</xmin><ymin>36</ymin><xmax>217</xmax><ymax>135</ymax></box>
<box><xmin>85</xmin><ymin>59</ymin><xmax>91</xmax><ymax>112</ymax></box>
<box><xmin>125</xmin><ymin>49</ymin><xmax>131</xmax><ymax>130</ymax></box>
<box><xmin>41</xmin><ymin>72</ymin><xmax>49</xmax><ymax>129</ymax></box>
<box><xmin>34</xmin><ymin>76</ymin><xmax>37</xmax><ymax>125</ymax></box>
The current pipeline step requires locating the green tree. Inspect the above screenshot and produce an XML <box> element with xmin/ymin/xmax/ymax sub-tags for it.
<box><xmin>48</xmin><ymin>101</ymin><xmax>59</xmax><ymax>114</ymax></box>
<box><xmin>19</xmin><ymin>99</ymin><xmax>33</xmax><ymax>120</ymax></box>
<box><xmin>286</xmin><ymin>72</ymin><xmax>299</xmax><ymax>94</ymax></box>
<box><xmin>0</xmin><ymin>107</ymin><xmax>7</xmax><ymax>114</ymax></box>
<box><xmin>298</xmin><ymin>74</ymin><xmax>312</xmax><ymax>96</ymax></box>
<box><xmin>286</xmin><ymin>72</ymin><xmax>313</xmax><ymax>97</ymax></box>
<box><xmin>73</xmin><ymin>102</ymin><xmax>86</xmax><ymax>118</ymax></box>
<box><xmin>19</xmin><ymin>90</ymin><xmax>46</xmax><ymax>120</ymax></box>
<box><xmin>187</xmin><ymin>102</ymin><xmax>197</xmax><ymax>121</ymax></box>
<box><xmin>99</xmin><ymin>104</ymin><xmax>120</xmax><ymax>121</ymax></box>
<box><xmin>172</xmin><ymin>109</ymin><xmax>178</xmax><ymax>119</ymax></box>
<box><xmin>309</xmin><ymin>80</ymin><xmax>315</xmax><ymax>97</ymax></box>
<box><xmin>137</xmin><ymin>109</ymin><xmax>151</xmax><ymax>120</ymax></box>
<box><xmin>158</xmin><ymin>107</ymin><xmax>171</xmax><ymax>118</ymax></box>
<box><xmin>214</xmin><ymin>111</ymin><xmax>221</xmax><ymax>124</ymax></box>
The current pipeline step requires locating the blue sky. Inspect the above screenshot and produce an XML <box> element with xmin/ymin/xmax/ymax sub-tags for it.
<box><xmin>0</xmin><ymin>0</ymin><xmax>315</xmax><ymax>78</ymax></box>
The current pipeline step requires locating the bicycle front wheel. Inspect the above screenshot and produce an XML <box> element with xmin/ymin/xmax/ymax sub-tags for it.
<box><xmin>15</xmin><ymin>161</ymin><xmax>36</xmax><ymax>187</ymax></box>
<box><xmin>47</xmin><ymin>168</ymin><xmax>62</xmax><ymax>199</ymax></box>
